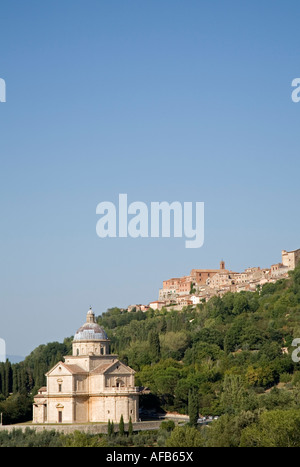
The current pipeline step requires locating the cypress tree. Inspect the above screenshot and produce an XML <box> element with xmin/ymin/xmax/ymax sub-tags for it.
<box><xmin>160</xmin><ymin>317</ymin><xmax>167</xmax><ymax>333</ymax></box>
<box><xmin>188</xmin><ymin>389</ymin><xmax>199</xmax><ymax>427</ymax></box>
<box><xmin>111</xmin><ymin>420</ymin><xmax>115</xmax><ymax>436</ymax></box>
<box><xmin>12</xmin><ymin>366</ymin><xmax>18</xmax><ymax>393</ymax></box>
<box><xmin>128</xmin><ymin>416</ymin><xmax>133</xmax><ymax>436</ymax></box>
<box><xmin>119</xmin><ymin>414</ymin><xmax>124</xmax><ymax>436</ymax></box>
<box><xmin>107</xmin><ymin>419</ymin><xmax>111</xmax><ymax>436</ymax></box>
<box><xmin>149</xmin><ymin>330</ymin><xmax>161</xmax><ymax>362</ymax></box>
<box><xmin>0</xmin><ymin>363</ymin><xmax>4</xmax><ymax>394</ymax></box>
<box><xmin>4</xmin><ymin>360</ymin><xmax>12</xmax><ymax>397</ymax></box>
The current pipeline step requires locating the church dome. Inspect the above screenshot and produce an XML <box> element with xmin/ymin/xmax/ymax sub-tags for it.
<box><xmin>73</xmin><ymin>307</ymin><xmax>109</xmax><ymax>341</ymax></box>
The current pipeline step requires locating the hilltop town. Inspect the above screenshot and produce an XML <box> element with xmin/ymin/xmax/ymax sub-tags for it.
<box><xmin>127</xmin><ymin>248</ymin><xmax>300</xmax><ymax>312</ymax></box>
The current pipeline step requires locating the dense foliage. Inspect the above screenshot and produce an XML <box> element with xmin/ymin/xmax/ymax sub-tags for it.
<box><xmin>97</xmin><ymin>265</ymin><xmax>300</xmax><ymax>420</ymax></box>
<box><xmin>1</xmin><ymin>408</ymin><xmax>298</xmax><ymax>447</ymax></box>
<box><xmin>0</xmin><ymin>339</ymin><xmax>72</xmax><ymax>424</ymax></box>
<box><xmin>0</xmin><ymin>426</ymin><xmax>163</xmax><ymax>447</ymax></box>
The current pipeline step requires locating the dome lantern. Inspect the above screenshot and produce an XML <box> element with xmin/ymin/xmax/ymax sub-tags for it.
<box><xmin>86</xmin><ymin>306</ymin><xmax>95</xmax><ymax>324</ymax></box>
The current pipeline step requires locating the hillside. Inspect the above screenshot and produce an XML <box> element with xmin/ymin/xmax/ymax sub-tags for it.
<box><xmin>97</xmin><ymin>264</ymin><xmax>300</xmax><ymax>418</ymax></box>
<box><xmin>0</xmin><ymin>263</ymin><xmax>300</xmax><ymax>445</ymax></box>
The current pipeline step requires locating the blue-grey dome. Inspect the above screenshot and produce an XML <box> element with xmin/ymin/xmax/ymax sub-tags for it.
<box><xmin>73</xmin><ymin>308</ymin><xmax>109</xmax><ymax>341</ymax></box>
<box><xmin>73</xmin><ymin>322</ymin><xmax>108</xmax><ymax>341</ymax></box>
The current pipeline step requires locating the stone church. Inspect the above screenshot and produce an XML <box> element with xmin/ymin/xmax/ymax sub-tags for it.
<box><xmin>33</xmin><ymin>308</ymin><xmax>139</xmax><ymax>424</ymax></box>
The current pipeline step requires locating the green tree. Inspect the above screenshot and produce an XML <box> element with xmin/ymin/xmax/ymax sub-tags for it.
<box><xmin>128</xmin><ymin>416</ymin><xmax>133</xmax><ymax>436</ymax></box>
<box><xmin>220</xmin><ymin>374</ymin><xmax>248</xmax><ymax>415</ymax></box>
<box><xmin>160</xmin><ymin>420</ymin><xmax>175</xmax><ymax>432</ymax></box>
<box><xmin>165</xmin><ymin>426</ymin><xmax>204</xmax><ymax>447</ymax></box>
<box><xmin>232</xmin><ymin>293</ymin><xmax>249</xmax><ymax>315</ymax></box>
<box><xmin>4</xmin><ymin>360</ymin><xmax>12</xmax><ymax>397</ymax></box>
<box><xmin>188</xmin><ymin>389</ymin><xmax>199</xmax><ymax>427</ymax></box>
<box><xmin>119</xmin><ymin>414</ymin><xmax>124</xmax><ymax>436</ymax></box>
<box><xmin>240</xmin><ymin>409</ymin><xmax>300</xmax><ymax>447</ymax></box>
<box><xmin>0</xmin><ymin>393</ymin><xmax>32</xmax><ymax>425</ymax></box>
<box><xmin>107</xmin><ymin>420</ymin><xmax>112</xmax><ymax>437</ymax></box>
<box><xmin>205</xmin><ymin>411</ymin><xmax>259</xmax><ymax>447</ymax></box>
<box><xmin>160</xmin><ymin>331</ymin><xmax>191</xmax><ymax>360</ymax></box>
<box><xmin>62</xmin><ymin>430</ymin><xmax>107</xmax><ymax>447</ymax></box>
<box><xmin>111</xmin><ymin>421</ymin><xmax>115</xmax><ymax>437</ymax></box>
<box><xmin>148</xmin><ymin>330</ymin><xmax>161</xmax><ymax>363</ymax></box>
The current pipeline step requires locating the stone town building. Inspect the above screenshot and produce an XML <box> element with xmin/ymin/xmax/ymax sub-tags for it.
<box><xmin>159</xmin><ymin>276</ymin><xmax>192</xmax><ymax>300</ymax></box>
<box><xmin>148</xmin><ymin>300</ymin><xmax>166</xmax><ymax>310</ymax></box>
<box><xmin>33</xmin><ymin>308</ymin><xmax>139</xmax><ymax>424</ymax></box>
<box><xmin>156</xmin><ymin>249</ymin><xmax>300</xmax><ymax>308</ymax></box>
<box><xmin>159</xmin><ymin>262</ymin><xmax>229</xmax><ymax>300</ymax></box>
<box><xmin>190</xmin><ymin>261</ymin><xmax>229</xmax><ymax>286</ymax></box>
<box><xmin>282</xmin><ymin>249</ymin><xmax>300</xmax><ymax>270</ymax></box>
<box><xmin>270</xmin><ymin>249</ymin><xmax>300</xmax><ymax>279</ymax></box>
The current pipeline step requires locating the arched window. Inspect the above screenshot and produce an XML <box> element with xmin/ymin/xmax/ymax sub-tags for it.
<box><xmin>116</xmin><ymin>378</ymin><xmax>125</xmax><ymax>388</ymax></box>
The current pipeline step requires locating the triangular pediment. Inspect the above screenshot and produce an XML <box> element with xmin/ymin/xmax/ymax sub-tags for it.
<box><xmin>103</xmin><ymin>360</ymin><xmax>135</xmax><ymax>375</ymax></box>
<box><xmin>45</xmin><ymin>361</ymin><xmax>74</xmax><ymax>377</ymax></box>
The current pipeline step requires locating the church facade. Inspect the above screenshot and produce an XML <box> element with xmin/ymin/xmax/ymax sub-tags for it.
<box><xmin>33</xmin><ymin>308</ymin><xmax>140</xmax><ymax>424</ymax></box>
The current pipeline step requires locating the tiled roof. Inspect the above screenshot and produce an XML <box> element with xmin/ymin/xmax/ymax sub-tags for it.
<box><xmin>62</xmin><ymin>363</ymin><xmax>88</xmax><ymax>374</ymax></box>
<box><xmin>91</xmin><ymin>362</ymin><xmax>116</xmax><ymax>374</ymax></box>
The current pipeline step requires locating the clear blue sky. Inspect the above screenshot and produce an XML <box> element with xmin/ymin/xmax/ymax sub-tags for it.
<box><xmin>0</xmin><ymin>0</ymin><xmax>300</xmax><ymax>357</ymax></box>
